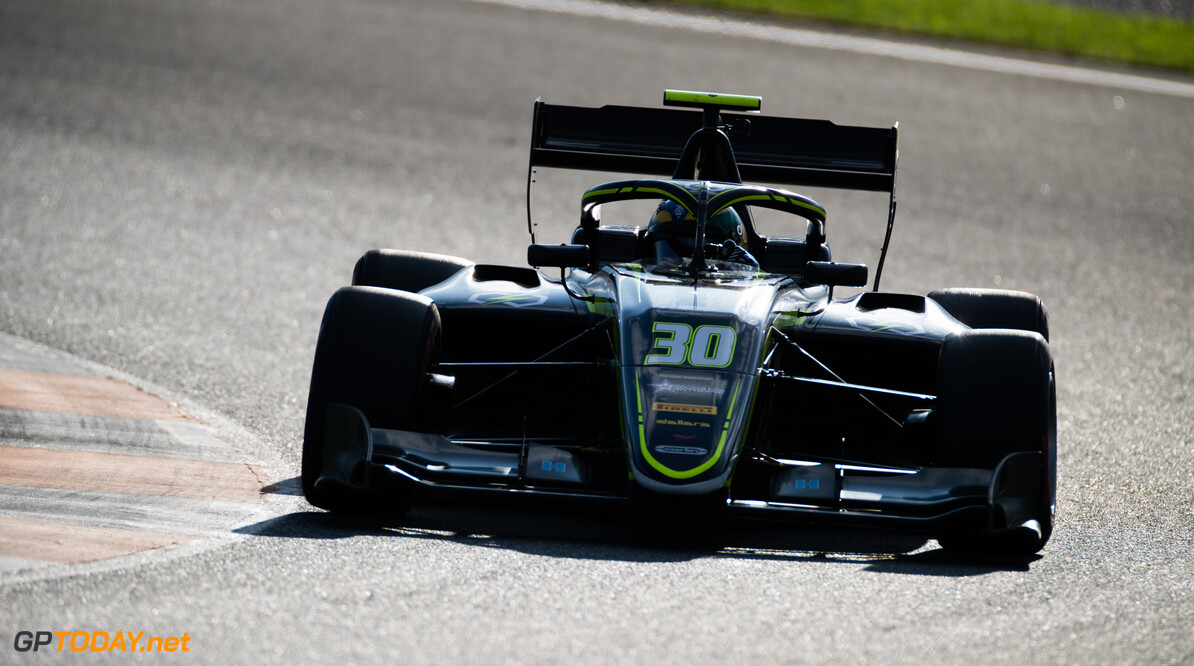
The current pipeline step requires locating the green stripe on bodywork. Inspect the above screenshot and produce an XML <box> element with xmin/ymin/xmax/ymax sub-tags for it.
<box><xmin>582</xmin><ymin>181</ymin><xmax>700</xmax><ymax>216</ymax></box>
<box><xmin>585</xmin><ymin>297</ymin><xmax>614</xmax><ymax>316</ymax></box>
<box><xmin>634</xmin><ymin>373</ymin><xmax>647</xmax><ymax>464</ymax></box>
<box><xmin>772</xmin><ymin>309</ymin><xmax>818</xmax><ymax>330</ymax></box>
<box><xmin>709</xmin><ymin>191</ymin><xmax>826</xmax><ymax>222</ymax></box>
<box><xmin>724</xmin><ymin>372</ymin><xmax>761</xmax><ymax>488</ymax></box>
<box><xmin>635</xmin><ymin>187</ymin><xmax>695</xmax><ymax>215</ymax></box>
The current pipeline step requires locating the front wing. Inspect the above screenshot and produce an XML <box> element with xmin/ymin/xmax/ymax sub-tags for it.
<box><xmin>315</xmin><ymin>403</ymin><xmax>1047</xmax><ymax>542</ymax></box>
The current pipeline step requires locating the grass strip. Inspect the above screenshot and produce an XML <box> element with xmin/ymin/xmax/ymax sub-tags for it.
<box><xmin>648</xmin><ymin>0</ymin><xmax>1194</xmax><ymax>73</ymax></box>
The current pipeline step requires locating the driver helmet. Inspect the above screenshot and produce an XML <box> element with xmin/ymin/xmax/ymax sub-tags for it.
<box><xmin>647</xmin><ymin>200</ymin><xmax>744</xmax><ymax>263</ymax></box>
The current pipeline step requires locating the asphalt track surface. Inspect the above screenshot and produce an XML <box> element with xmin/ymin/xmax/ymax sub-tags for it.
<box><xmin>2</xmin><ymin>0</ymin><xmax>1193</xmax><ymax>662</ymax></box>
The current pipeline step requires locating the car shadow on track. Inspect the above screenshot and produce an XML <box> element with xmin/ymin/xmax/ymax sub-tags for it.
<box><xmin>245</xmin><ymin>476</ymin><xmax>1039</xmax><ymax>575</ymax></box>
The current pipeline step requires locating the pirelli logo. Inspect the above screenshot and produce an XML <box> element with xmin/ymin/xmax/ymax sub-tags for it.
<box><xmin>652</xmin><ymin>402</ymin><xmax>716</xmax><ymax>415</ymax></box>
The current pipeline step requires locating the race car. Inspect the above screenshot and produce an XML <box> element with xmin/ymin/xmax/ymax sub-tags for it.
<box><xmin>302</xmin><ymin>90</ymin><xmax>1056</xmax><ymax>555</ymax></box>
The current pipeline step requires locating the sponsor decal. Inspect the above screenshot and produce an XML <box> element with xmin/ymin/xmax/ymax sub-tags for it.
<box><xmin>651</xmin><ymin>402</ymin><xmax>716</xmax><ymax>415</ymax></box>
<box><xmin>467</xmin><ymin>292</ymin><xmax>549</xmax><ymax>308</ymax></box>
<box><xmin>654</xmin><ymin>418</ymin><xmax>711</xmax><ymax>428</ymax></box>
<box><xmin>655</xmin><ymin>445</ymin><xmax>709</xmax><ymax>456</ymax></box>
<box><xmin>647</xmin><ymin>380</ymin><xmax>723</xmax><ymax>396</ymax></box>
<box><xmin>844</xmin><ymin>316</ymin><xmax>925</xmax><ymax>335</ymax></box>
<box><xmin>866</xmin><ymin>321</ymin><xmax>904</xmax><ymax>333</ymax></box>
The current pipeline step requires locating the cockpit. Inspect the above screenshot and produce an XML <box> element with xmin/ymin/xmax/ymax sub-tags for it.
<box><xmin>570</xmin><ymin>179</ymin><xmax>832</xmax><ymax>278</ymax></box>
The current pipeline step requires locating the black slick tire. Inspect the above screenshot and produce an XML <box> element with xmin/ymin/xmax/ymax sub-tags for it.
<box><xmin>935</xmin><ymin>328</ymin><xmax>1057</xmax><ymax>555</ymax></box>
<box><xmin>301</xmin><ymin>286</ymin><xmax>440</xmax><ymax>514</ymax></box>
<box><xmin>352</xmin><ymin>249</ymin><xmax>472</xmax><ymax>293</ymax></box>
<box><xmin>928</xmin><ymin>288</ymin><xmax>1049</xmax><ymax>341</ymax></box>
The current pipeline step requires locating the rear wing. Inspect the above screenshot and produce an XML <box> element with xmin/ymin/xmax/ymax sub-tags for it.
<box><xmin>526</xmin><ymin>95</ymin><xmax>900</xmax><ymax>290</ymax></box>
<box><xmin>528</xmin><ymin>100</ymin><xmax>898</xmax><ymax>192</ymax></box>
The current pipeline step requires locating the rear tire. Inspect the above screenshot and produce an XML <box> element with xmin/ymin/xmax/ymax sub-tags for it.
<box><xmin>301</xmin><ymin>286</ymin><xmax>440</xmax><ymax>514</ymax></box>
<box><xmin>929</xmin><ymin>288</ymin><xmax>1049</xmax><ymax>341</ymax></box>
<box><xmin>352</xmin><ymin>249</ymin><xmax>472</xmax><ymax>293</ymax></box>
<box><xmin>935</xmin><ymin>329</ymin><xmax>1056</xmax><ymax>555</ymax></box>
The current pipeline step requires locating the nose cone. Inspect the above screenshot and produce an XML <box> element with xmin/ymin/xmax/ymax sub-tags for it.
<box><xmin>623</xmin><ymin>365</ymin><xmax>755</xmax><ymax>495</ymax></box>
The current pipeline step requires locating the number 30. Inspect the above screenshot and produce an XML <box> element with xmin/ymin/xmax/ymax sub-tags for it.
<box><xmin>645</xmin><ymin>322</ymin><xmax>736</xmax><ymax>368</ymax></box>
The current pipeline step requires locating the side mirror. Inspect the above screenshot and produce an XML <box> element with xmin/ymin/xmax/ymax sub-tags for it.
<box><xmin>528</xmin><ymin>244</ymin><xmax>590</xmax><ymax>268</ymax></box>
<box><xmin>805</xmin><ymin>261</ymin><xmax>868</xmax><ymax>287</ymax></box>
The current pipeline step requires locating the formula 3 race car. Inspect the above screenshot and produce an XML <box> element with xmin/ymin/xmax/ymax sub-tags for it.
<box><xmin>302</xmin><ymin>90</ymin><xmax>1057</xmax><ymax>555</ymax></box>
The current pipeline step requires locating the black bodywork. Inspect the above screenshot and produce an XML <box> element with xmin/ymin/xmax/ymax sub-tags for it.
<box><xmin>303</xmin><ymin>92</ymin><xmax>1056</xmax><ymax>554</ymax></box>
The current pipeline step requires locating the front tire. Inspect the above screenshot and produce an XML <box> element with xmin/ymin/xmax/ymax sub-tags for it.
<box><xmin>301</xmin><ymin>286</ymin><xmax>440</xmax><ymax>514</ymax></box>
<box><xmin>934</xmin><ymin>329</ymin><xmax>1056</xmax><ymax>555</ymax></box>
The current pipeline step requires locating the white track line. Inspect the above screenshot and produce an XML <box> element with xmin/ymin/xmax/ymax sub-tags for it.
<box><xmin>474</xmin><ymin>0</ymin><xmax>1194</xmax><ymax>99</ymax></box>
